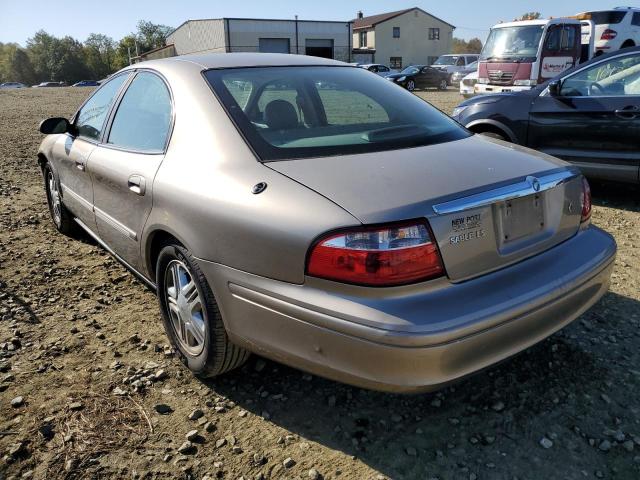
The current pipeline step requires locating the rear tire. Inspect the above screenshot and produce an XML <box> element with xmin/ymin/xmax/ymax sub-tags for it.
<box><xmin>438</xmin><ymin>79</ymin><xmax>448</xmax><ymax>90</ymax></box>
<box><xmin>621</xmin><ymin>40</ymin><xmax>636</xmax><ymax>50</ymax></box>
<box><xmin>43</xmin><ymin>163</ymin><xmax>78</xmax><ymax>236</ymax></box>
<box><xmin>156</xmin><ymin>243</ymin><xmax>249</xmax><ymax>378</ymax></box>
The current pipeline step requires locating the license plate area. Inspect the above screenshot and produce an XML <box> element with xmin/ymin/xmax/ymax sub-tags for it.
<box><xmin>495</xmin><ymin>193</ymin><xmax>545</xmax><ymax>249</ymax></box>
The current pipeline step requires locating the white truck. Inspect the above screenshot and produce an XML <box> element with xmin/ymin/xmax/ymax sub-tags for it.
<box><xmin>475</xmin><ymin>18</ymin><xmax>590</xmax><ymax>94</ymax></box>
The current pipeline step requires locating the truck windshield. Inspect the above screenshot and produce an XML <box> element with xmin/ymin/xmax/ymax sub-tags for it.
<box><xmin>481</xmin><ymin>25</ymin><xmax>544</xmax><ymax>60</ymax></box>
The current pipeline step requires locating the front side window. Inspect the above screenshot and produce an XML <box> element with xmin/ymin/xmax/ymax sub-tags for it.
<box><xmin>107</xmin><ymin>72</ymin><xmax>172</xmax><ymax>151</ymax></box>
<box><xmin>561</xmin><ymin>53</ymin><xmax>640</xmax><ymax>96</ymax></box>
<box><xmin>429</xmin><ymin>28</ymin><xmax>440</xmax><ymax>40</ymax></box>
<box><xmin>205</xmin><ymin>66</ymin><xmax>469</xmax><ymax>161</ymax></box>
<box><xmin>393</xmin><ymin>27</ymin><xmax>400</xmax><ymax>38</ymax></box>
<box><xmin>633</xmin><ymin>12</ymin><xmax>640</xmax><ymax>27</ymax></box>
<box><xmin>75</xmin><ymin>74</ymin><xmax>128</xmax><ymax>141</ymax></box>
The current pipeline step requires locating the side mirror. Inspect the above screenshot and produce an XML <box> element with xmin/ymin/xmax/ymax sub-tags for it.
<box><xmin>39</xmin><ymin>117</ymin><xmax>72</xmax><ymax>135</ymax></box>
<box><xmin>548</xmin><ymin>80</ymin><xmax>562</xmax><ymax>97</ymax></box>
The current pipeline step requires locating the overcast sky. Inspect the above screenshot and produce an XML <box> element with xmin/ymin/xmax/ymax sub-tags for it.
<box><xmin>0</xmin><ymin>0</ymin><xmax>623</xmax><ymax>45</ymax></box>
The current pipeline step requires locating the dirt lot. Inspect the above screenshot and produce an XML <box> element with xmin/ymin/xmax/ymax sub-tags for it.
<box><xmin>0</xmin><ymin>86</ymin><xmax>639</xmax><ymax>480</ymax></box>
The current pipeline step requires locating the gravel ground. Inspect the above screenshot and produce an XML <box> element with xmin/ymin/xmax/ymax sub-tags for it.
<box><xmin>0</xmin><ymin>86</ymin><xmax>639</xmax><ymax>480</ymax></box>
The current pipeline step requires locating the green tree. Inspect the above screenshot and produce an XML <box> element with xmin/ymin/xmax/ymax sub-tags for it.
<box><xmin>452</xmin><ymin>37</ymin><xmax>483</xmax><ymax>54</ymax></box>
<box><xmin>26</xmin><ymin>30</ymin><xmax>91</xmax><ymax>84</ymax></box>
<box><xmin>516</xmin><ymin>12</ymin><xmax>542</xmax><ymax>21</ymax></box>
<box><xmin>114</xmin><ymin>34</ymin><xmax>138</xmax><ymax>70</ymax></box>
<box><xmin>136</xmin><ymin>20</ymin><xmax>173</xmax><ymax>52</ymax></box>
<box><xmin>0</xmin><ymin>45</ymin><xmax>36</xmax><ymax>84</ymax></box>
<box><xmin>84</xmin><ymin>33</ymin><xmax>116</xmax><ymax>79</ymax></box>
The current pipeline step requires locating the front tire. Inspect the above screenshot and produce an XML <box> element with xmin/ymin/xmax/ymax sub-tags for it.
<box><xmin>43</xmin><ymin>163</ymin><xmax>77</xmax><ymax>236</ymax></box>
<box><xmin>406</xmin><ymin>79</ymin><xmax>415</xmax><ymax>91</ymax></box>
<box><xmin>156</xmin><ymin>243</ymin><xmax>249</xmax><ymax>377</ymax></box>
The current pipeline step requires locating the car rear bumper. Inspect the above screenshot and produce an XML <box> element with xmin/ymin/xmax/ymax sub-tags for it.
<box><xmin>197</xmin><ymin>226</ymin><xmax>616</xmax><ymax>393</ymax></box>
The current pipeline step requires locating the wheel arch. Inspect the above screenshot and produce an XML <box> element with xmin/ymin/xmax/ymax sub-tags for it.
<box><xmin>465</xmin><ymin>119</ymin><xmax>518</xmax><ymax>143</ymax></box>
<box><xmin>144</xmin><ymin>227</ymin><xmax>189</xmax><ymax>281</ymax></box>
<box><xmin>621</xmin><ymin>40</ymin><xmax>636</xmax><ymax>49</ymax></box>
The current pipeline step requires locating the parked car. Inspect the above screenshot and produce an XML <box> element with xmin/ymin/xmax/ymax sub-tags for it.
<box><xmin>453</xmin><ymin>47</ymin><xmax>640</xmax><ymax>184</ymax></box>
<box><xmin>450</xmin><ymin>61</ymin><xmax>478</xmax><ymax>86</ymax></box>
<box><xmin>431</xmin><ymin>54</ymin><xmax>479</xmax><ymax>83</ymax></box>
<box><xmin>0</xmin><ymin>82</ymin><xmax>27</xmax><ymax>89</ymax></box>
<box><xmin>33</xmin><ymin>82</ymin><xmax>65</xmax><ymax>88</ymax></box>
<box><xmin>576</xmin><ymin>7</ymin><xmax>640</xmax><ymax>56</ymax></box>
<box><xmin>73</xmin><ymin>80</ymin><xmax>100</xmax><ymax>87</ymax></box>
<box><xmin>358</xmin><ymin>64</ymin><xmax>393</xmax><ymax>76</ymax></box>
<box><xmin>459</xmin><ymin>70</ymin><xmax>478</xmax><ymax>98</ymax></box>
<box><xmin>385</xmin><ymin>65</ymin><xmax>449</xmax><ymax>91</ymax></box>
<box><xmin>37</xmin><ymin>53</ymin><xmax>615</xmax><ymax>393</ymax></box>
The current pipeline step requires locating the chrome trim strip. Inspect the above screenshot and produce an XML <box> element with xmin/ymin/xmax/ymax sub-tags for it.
<box><xmin>432</xmin><ymin>170</ymin><xmax>578</xmax><ymax>215</ymax></box>
<box><xmin>94</xmin><ymin>207</ymin><xmax>138</xmax><ymax>241</ymax></box>
<box><xmin>60</xmin><ymin>183</ymin><xmax>93</xmax><ymax>211</ymax></box>
<box><xmin>74</xmin><ymin>218</ymin><xmax>156</xmax><ymax>291</ymax></box>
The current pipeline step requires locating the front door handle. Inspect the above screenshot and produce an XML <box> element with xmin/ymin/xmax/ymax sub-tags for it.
<box><xmin>75</xmin><ymin>161</ymin><xmax>85</xmax><ymax>171</ymax></box>
<box><xmin>127</xmin><ymin>175</ymin><xmax>146</xmax><ymax>196</ymax></box>
<box><xmin>614</xmin><ymin>106</ymin><xmax>639</xmax><ymax>119</ymax></box>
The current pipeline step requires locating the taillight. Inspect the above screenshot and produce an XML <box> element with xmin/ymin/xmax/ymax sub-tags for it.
<box><xmin>601</xmin><ymin>29</ymin><xmax>617</xmax><ymax>40</ymax></box>
<box><xmin>580</xmin><ymin>176</ymin><xmax>592</xmax><ymax>223</ymax></box>
<box><xmin>307</xmin><ymin>221</ymin><xmax>444</xmax><ymax>286</ymax></box>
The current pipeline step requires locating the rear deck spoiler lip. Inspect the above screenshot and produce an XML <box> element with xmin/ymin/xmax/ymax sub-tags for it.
<box><xmin>432</xmin><ymin>168</ymin><xmax>579</xmax><ymax>215</ymax></box>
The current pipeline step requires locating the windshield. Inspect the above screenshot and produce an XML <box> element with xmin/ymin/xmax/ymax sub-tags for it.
<box><xmin>481</xmin><ymin>25</ymin><xmax>544</xmax><ymax>60</ymax></box>
<box><xmin>434</xmin><ymin>56</ymin><xmax>459</xmax><ymax>65</ymax></box>
<box><xmin>400</xmin><ymin>66</ymin><xmax>420</xmax><ymax>74</ymax></box>
<box><xmin>205</xmin><ymin>66</ymin><xmax>469</xmax><ymax>161</ymax></box>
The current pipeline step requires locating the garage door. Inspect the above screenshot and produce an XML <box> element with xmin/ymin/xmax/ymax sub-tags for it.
<box><xmin>259</xmin><ymin>38</ymin><xmax>291</xmax><ymax>54</ymax></box>
<box><xmin>305</xmin><ymin>39</ymin><xmax>334</xmax><ymax>59</ymax></box>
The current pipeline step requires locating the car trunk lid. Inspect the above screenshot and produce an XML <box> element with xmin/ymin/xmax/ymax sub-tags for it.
<box><xmin>267</xmin><ymin>135</ymin><xmax>584</xmax><ymax>281</ymax></box>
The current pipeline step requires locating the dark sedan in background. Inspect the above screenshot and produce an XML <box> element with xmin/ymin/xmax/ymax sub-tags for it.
<box><xmin>453</xmin><ymin>47</ymin><xmax>640</xmax><ymax>184</ymax></box>
<box><xmin>386</xmin><ymin>65</ymin><xmax>449</xmax><ymax>91</ymax></box>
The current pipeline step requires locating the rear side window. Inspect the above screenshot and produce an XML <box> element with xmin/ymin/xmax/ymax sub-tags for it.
<box><xmin>107</xmin><ymin>72</ymin><xmax>172</xmax><ymax>152</ymax></box>
<box><xmin>204</xmin><ymin>66</ymin><xmax>469</xmax><ymax>161</ymax></box>
<box><xmin>589</xmin><ymin>11</ymin><xmax>627</xmax><ymax>25</ymax></box>
<box><xmin>75</xmin><ymin>74</ymin><xmax>128</xmax><ymax>141</ymax></box>
<box><xmin>633</xmin><ymin>12</ymin><xmax>640</xmax><ymax>26</ymax></box>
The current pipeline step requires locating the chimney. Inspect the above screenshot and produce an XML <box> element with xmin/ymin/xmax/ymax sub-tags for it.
<box><xmin>357</xmin><ymin>11</ymin><xmax>364</xmax><ymax>19</ymax></box>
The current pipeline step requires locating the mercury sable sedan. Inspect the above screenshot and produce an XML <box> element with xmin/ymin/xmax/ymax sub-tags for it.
<box><xmin>37</xmin><ymin>53</ymin><xmax>616</xmax><ymax>393</ymax></box>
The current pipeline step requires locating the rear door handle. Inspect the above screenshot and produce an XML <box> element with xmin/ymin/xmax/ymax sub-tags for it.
<box><xmin>614</xmin><ymin>106</ymin><xmax>639</xmax><ymax>119</ymax></box>
<box><xmin>127</xmin><ymin>175</ymin><xmax>146</xmax><ymax>196</ymax></box>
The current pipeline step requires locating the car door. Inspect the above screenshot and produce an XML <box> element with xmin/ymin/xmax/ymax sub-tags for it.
<box><xmin>378</xmin><ymin>65</ymin><xmax>390</xmax><ymax>76</ymax></box>
<box><xmin>88</xmin><ymin>70</ymin><xmax>173</xmax><ymax>270</ymax></box>
<box><xmin>529</xmin><ymin>50</ymin><xmax>640</xmax><ymax>183</ymax></box>
<box><xmin>50</xmin><ymin>73</ymin><xmax>130</xmax><ymax>229</ymax></box>
<box><xmin>418</xmin><ymin>66</ymin><xmax>436</xmax><ymax>88</ymax></box>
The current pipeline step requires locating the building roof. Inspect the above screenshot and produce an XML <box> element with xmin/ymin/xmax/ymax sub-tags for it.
<box><xmin>352</xmin><ymin>7</ymin><xmax>455</xmax><ymax>30</ymax></box>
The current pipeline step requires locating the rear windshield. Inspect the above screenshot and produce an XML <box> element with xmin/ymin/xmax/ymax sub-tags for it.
<box><xmin>588</xmin><ymin>11</ymin><xmax>626</xmax><ymax>25</ymax></box>
<box><xmin>204</xmin><ymin>66</ymin><xmax>468</xmax><ymax>161</ymax></box>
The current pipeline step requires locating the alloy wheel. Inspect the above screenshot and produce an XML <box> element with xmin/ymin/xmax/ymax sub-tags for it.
<box><xmin>47</xmin><ymin>171</ymin><xmax>62</xmax><ymax>226</ymax></box>
<box><xmin>164</xmin><ymin>259</ymin><xmax>207</xmax><ymax>356</ymax></box>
